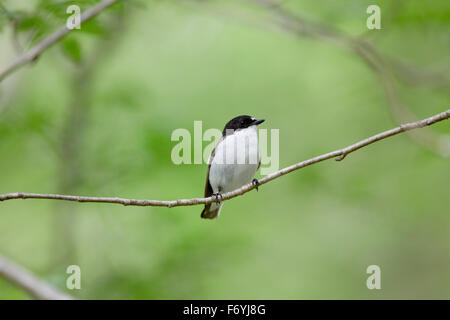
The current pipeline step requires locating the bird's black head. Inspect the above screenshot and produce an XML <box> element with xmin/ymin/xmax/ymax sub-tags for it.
<box><xmin>222</xmin><ymin>115</ymin><xmax>265</xmax><ymax>136</ymax></box>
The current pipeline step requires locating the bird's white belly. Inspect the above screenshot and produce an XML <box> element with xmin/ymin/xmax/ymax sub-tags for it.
<box><xmin>209</xmin><ymin>126</ymin><xmax>260</xmax><ymax>193</ymax></box>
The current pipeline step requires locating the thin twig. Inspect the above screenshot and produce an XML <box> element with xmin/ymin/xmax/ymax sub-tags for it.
<box><xmin>1</xmin><ymin>109</ymin><xmax>448</xmax><ymax>208</ymax></box>
<box><xmin>0</xmin><ymin>0</ymin><xmax>119</xmax><ymax>82</ymax></box>
<box><xmin>0</xmin><ymin>254</ymin><xmax>74</xmax><ymax>300</ymax></box>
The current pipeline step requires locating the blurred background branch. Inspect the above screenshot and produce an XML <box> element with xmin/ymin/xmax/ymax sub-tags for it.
<box><xmin>51</xmin><ymin>11</ymin><xmax>128</xmax><ymax>270</ymax></box>
<box><xmin>251</xmin><ymin>0</ymin><xmax>450</xmax><ymax>157</ymax></box>
<box><xmin>0</xmin><ymin>254</ymin><xmax>73</xmax><ymax>300</ymax></box>
<box><xmin>0</xmin><ymin>0</ymin><xmax>119</xmax><ymax>82</ymax></box>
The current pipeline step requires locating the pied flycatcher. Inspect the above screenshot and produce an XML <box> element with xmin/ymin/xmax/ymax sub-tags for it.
<box><xmin>201</xmin><ymin>115</ymin><xmax>265</xmax><ymax>219</ymax></box>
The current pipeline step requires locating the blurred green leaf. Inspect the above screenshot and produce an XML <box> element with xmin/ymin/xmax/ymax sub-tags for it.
<box><xmin>81</xmin><ymin>18</ymin><xmax>105</xmax><ymax>35</ymax></box>
<box><xmin>14</xmin><ymin>13</ymin><xmax>49</xmax><ymax>43</ymax></box>
<box><xmin>61</xmin><ymin>37</ymin><xmax>82</xmax><ymax>63</ymax></box>
<box><xmin>16</xmin><ymin>15</ymin><xmax>45</xmax><ymax>32</ymax></box>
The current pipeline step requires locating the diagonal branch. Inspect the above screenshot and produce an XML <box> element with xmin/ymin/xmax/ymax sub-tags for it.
<box><xmin>1</xmin><ymin>109</ymin><xmax>448</xmax><ymax>208</ymax></box>
<box><xmin>0</xmin><ymin>254</ymin><xmax>74</xmax><ymax>300</ymax></box>
<box><xmin>0</xmin><ymin>0</ymin><xmax>119</xmax><ymax>82</ymax></box>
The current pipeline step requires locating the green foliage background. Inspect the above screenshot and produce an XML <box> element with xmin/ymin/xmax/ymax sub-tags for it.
<box><xmin>0</xmin><ymin>0</ymin><xmax>449</xmax><ymax>299</ymax></box>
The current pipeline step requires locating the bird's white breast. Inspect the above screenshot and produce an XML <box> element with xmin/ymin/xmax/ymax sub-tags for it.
<box><xmin>209</xmin><ymin>126</ymin><xmax>260</xmax><ymax>193</ymax></box>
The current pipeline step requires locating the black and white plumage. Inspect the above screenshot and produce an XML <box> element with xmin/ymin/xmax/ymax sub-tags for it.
<box><xmin>201</xmin><ymin>115</ymin><xmax>265</xmax><ymax>219</ymax></box>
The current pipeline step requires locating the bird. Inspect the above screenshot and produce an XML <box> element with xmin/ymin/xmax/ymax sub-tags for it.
<box><xmin>201</xmin><ymin>115</ymin><xmax>265</xmax><ymax>219</ymax></box>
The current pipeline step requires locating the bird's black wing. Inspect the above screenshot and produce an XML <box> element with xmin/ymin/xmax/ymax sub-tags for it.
<box><xmin>201</xmin><ymin>138</ymin><xmax>224</xmax><ymax>219</ymax></box>
<box><xmin>204</xmin><ymin>137</ymin><xmax>222</xmax><ymax>197</ymax></box>
<box><xmin>204</xmin><ymin>164</ymin><xmax>213</xmax><ymax>198</ymax></box>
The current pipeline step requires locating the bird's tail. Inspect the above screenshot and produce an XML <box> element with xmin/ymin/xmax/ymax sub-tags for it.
<box><xmin>201</xmin><ymin>202</ymin><xmax>223</xmax><ymax>219</ymax></box>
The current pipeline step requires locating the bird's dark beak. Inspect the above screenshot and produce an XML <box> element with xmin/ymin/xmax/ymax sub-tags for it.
<box><xmin>252</xmin><ymin>119</ymin><xmax>265</xmax><ymax>125</ymax></box>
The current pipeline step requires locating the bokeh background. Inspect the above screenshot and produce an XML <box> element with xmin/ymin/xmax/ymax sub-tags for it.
<box><xmin>0</xmin><ymin>0</ymin><xmax>449</xmax><ymax>299</ymax></box>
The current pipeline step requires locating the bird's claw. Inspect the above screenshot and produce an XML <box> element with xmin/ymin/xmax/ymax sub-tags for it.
<box><xmin>213</xmin><ymin>193</ymin><xmax>223</xmax><ymax>204</ymax></box>
<box><xmin>252</xmin><ymin>178</ymin><xmax>259</xmax><ymax>191</ymax></box>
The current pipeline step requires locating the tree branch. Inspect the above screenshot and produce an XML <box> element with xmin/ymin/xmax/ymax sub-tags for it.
<box><xmin>0</xmin><ymin>0</ymin><xmax>119</xmax><ymax>82</ymax></box>
<box><xmin>0</xmin><ymin>254</ymin><xmax>74</xmax><ymax>300</ymax></box>
<box><xmin>1</xmin><ymin>109</ymin><xmax>448</xmax><ymax>208</ymax></box>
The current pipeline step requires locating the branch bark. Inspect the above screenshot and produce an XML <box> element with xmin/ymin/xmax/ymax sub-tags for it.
<box><xmin>1</xmin><ymin>109</ymin><xmax>448</xmax><ymax>208</ymax></box>
<box><xmin>0</xmin><ymin>254</ymin><xmax>74</xmax><ymax>300</ymax></box>
<box><xmin>0</xmin><ymin>0</ymin><xmax>119</xmax><ymax>82</ymax></box>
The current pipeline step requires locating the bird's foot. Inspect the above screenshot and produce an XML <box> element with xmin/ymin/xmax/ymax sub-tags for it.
<box><xmin>252</xmin><ymin>178</ymin><xmax>260</xmax><ymax>191</ymax></box>
<box><xmin>213</xmin><ymin>192</ymin><xmax>223</xmax><ymax>204</ymax></box>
